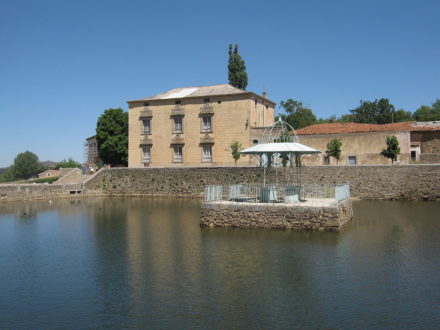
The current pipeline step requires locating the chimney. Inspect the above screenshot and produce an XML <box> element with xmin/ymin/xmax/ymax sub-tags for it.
<box><xmin>262</xmin><ymin>89</ymin><xmax>268</xmax><ymax>99</ymax></box>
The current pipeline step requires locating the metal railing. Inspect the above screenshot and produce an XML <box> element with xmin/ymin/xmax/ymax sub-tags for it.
<box><xmin>205</xmin><ymin>184</ymin><xmax>350</xmax><ymax>206</ymax></box>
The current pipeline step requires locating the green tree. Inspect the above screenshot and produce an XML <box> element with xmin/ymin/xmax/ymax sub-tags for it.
<box><xmin>413</xmin><ymin>100</ymin><xmax>440</xmax><ymax>121</ymax></box>
<box><xmin>96</xmin><ymin>108</ymin><xmax>128</xmax><ymax>166</ymax></box>
<box><xmin>12</xmin><ymin>151</ymin><xmax>44</xmax><ymax>179</ymax></box>
<box><xmin>350</xmin><ymin>98</ymin><xmax>395</xmax><ymax>124</ymax></box>
<box><xmin>326</xmin><ymin>138</ymin><xmax>342</xmax><ymax>164</ymax></box>
<box><xmin>228</xmin><ymin>44</ymin><xmax>248</xmax><ymax>90</ymax></box>
<box><xmin>279</xmin><ymin>99</ymin><xmax>317</xmax><ymax>129</ymax></box>
<box><xmin>381</xmin><ymin>136</ymin><xmax>400</xmax><ymax>164</ymax></box>
<box><xmin>339</xmin><ymin>114</ymin><xmax>355</xmax><ymax>123</ymax></box>
<box><xmin>230</xmin><ymin>141</ymin><xmax>244</xmax><ymax>165</ymax></box>
<box><xmin>56</xmin><ymin>158</ymin><xmax>81</xmax><ymax>169</ymax></box>
<box><xmin>0</xmin><ymin>168</ymin><xmax>16</xmax><ymax>183</ymax></box>
<box><xmin>393</xmin><ymin>109</ymin><xmax>413</xmax><ymax>122</ymax></box>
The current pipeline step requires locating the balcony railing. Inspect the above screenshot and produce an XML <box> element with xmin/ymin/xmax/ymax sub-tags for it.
<box><xmin>171</xmin><ymin>134</ymin><xmax>185</xmax><ymax>145</ymax></box>
<box><xmin>139</xmin><ymin>136</ymin><xmax>153</xmax><ymax>145</ymax></box>
<box><xmin>200</xmin><ymin>134</ymin><xmax>214</xmax><ymax>144</ymax></box>
<box><xmin>139</xmin><ymin>107</ymin><xmax>153</xmax><ymax>118</ymax></box>
<box><xmin>199</xmin><ymin>103</ymin><xmax>214</xmax><ymax>114</ymax></box>
<box><xmin>171</xmin><ymin>104</ymin><xmax>185</xmax><ymax>116</ymax></box>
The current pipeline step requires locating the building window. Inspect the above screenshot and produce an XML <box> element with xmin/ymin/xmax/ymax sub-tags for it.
<box><xmin>253</xmin><ymin>139</ymin><xmax>258</xmax><ymax>144</ymax></box>
<box><xmin>348</xmin><ymin>156</ymin><xmax>357</xmax><ymax>165</ymax></box>
<box><xmin>204</xmin><ymin>98</ymin><xmax>210</xmax><ymax>103</ymax></box>
<box><xmin>201</xmin><ymin>116</ymin><xmax>212</xmax><ymax>132</ymax></box>
<box><xmin>173</xmin><ymin>117</ymin><xmax>183</xmax><ymax>133</ymax></box>
<box><xmin>173</xmin><ymin>146</ymin><xmax>183</xmax><ymax>163</ymax></box>
<box><xmin>175</xmin><ymin>100</ymin><xmax>181</xmax><ymax>104</ymax></box>
<box><xmin>143</xmin><ymin>102</ymin><xmax>149</xmax><ymax>106</ymax></box>
<box><xmin>142</xmin><ymin>146</ymin><xmax>150</xmax><ymax>163</ymax></box>
<box><xmin>142</xmin><ymin>119</ymin><xmax>151</xmax><ymax>134</ymax></box>
<box><xmin>323</xmin><ymin>156</ymin><xmax>329</xmax><ymax>165</ymax></box>
<box><xmin>202</xmin><ymin>145</ymin><xmax>212</xmax><ymax>163</ymax></box>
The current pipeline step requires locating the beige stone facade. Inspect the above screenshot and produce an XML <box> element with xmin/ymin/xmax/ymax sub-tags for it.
<box><xmin>128</xmin><ymin>84</ymin><xmax>275</xmax><ymax>168</ymax></box>
<box><xmin>299</xmin><ymin>131</ymin><xmax>411</xmax><ymax>165</ymax></box>
<box><xmin>294</xmin><ymin>122</ymin><xmax>440</xmax><ymax>165</ymax></box>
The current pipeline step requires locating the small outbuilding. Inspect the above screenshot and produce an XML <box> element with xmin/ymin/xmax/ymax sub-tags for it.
<box><xmin>293</xmin><ymin>121</ymin><xmax>440</xmax><ymax>165</ymax></box>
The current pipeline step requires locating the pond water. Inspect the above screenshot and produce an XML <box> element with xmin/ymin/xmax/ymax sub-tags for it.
<box><xmin>0</xmin><ymin>198</ymin><xmax>439</xmax><ymax>329</ymax></box>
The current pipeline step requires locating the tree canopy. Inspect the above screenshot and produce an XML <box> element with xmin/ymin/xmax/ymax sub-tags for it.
<box><xmin>228</xmin><ymin>44</ymin><xmax>248</xmax><ymax>90</ymax></box>
<box><xmin>56</xmin><ymin>158</ymin><xmax>81</xmax><ymax>169</ymax></box>
<box><xmin>326</xmin><ymin>139</ymin><xmax>342</xmax><ymax>164</ymax></box>
<box><xmin>279</xmin><ymin>99</ymin><xmax>317</xmax><ymax>130</ymax></box>
<box><xmin>349</xmin><ymin>98</ymin><xmax>395</xmax><ymax>124</ymax></box>
<box><xmin>413</xmin><ymin>100</ymin><xmax>440</xmax><ymax>121</ymax></box>
<box><xmin>230</xmin><ymin>141</ymin><xmax>244</xmax><ymax>165</ymax></box>
<box><xmin>12</xmin><ymin>151</ymin><xmax>44</xmax><ymax>179</ymax></box>
<box><xmin>0</xmin><ymin>168</ymin><xmax>15</xmax><ymax>183</ymax></box>
<box><xmin>96</xmin><ymin>108</ymin><xmax>128</xmax><ymax>166</ymax></box>
<box><xmin>381</xmin><ymin>136</ymin><xmax>400</xmax><ymax>164</ymax></box>
<box><xmin>276</xmin><ymin>97</ymin><xmax>439</xmax><ymax>129</ymax></box>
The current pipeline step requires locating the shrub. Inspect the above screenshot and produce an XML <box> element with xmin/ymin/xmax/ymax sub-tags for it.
<box><xmin>30</xmin><ymin>176</ymin><xmax>59</xmax><ymax>184</ymax></box>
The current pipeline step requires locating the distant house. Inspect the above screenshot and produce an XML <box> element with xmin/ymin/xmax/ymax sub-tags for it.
<box><xmin>291</xmin><ymin>121</ymin><xmax>440</xmax><ymax>165</ymax></box>
<box><xmin>84</xmin><ymin>135</ymin><xmax>101</xmax><ymax>165</ymax></box>
<box><xmin>127</xmin><ymin>84</ymin><xmax>276</xmax><ymax>168</ymax></box>
<box><xmin>38</xmin><ymin>169</ymin><xmax>59</xmax><ymax>178</ymax></box>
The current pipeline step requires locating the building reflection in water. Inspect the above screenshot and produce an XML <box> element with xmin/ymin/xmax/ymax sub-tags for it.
<box><xmin>1</xmin><ymin>198</ymin><xmax>439</xmax><ymax>328</ymax></box>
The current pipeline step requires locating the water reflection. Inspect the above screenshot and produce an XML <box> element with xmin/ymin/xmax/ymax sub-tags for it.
<box><xmin>0</xmin><ymin>198</ymin><xmax>439</xmax><ymax>328</ymax></box>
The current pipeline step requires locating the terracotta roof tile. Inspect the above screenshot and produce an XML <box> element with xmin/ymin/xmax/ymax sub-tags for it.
<box><xmin>292</xmin><ymin>122</ymin><xmax>440</xmax><ymax>135</ymax></box>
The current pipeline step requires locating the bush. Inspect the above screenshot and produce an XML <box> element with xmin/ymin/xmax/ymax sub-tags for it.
<box><xmin>56</xmin><ymin>158</ymin><xmax>81</xmax><ymax>169</ymax></box>
<box><xmin>29</xmin><ymin>176</ymin><xmax>59</xmax><ymax>184</ymax></box>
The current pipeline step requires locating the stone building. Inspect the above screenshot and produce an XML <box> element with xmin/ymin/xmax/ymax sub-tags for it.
<box><xmin>292</xmin><ymin>121</ymin><xmax>440</xmax><ymax>165</ymax></box>
<box><xmin>84</xmin><ymin>135</ymin><xmax>101</xmax><ymax>165</ymax></box>
<box><xmin>38</xmin><ymin>169</ymin><xmax>59</xmax><ymax>178</ymax></box>
<box><xmin>127</xmin><ymin>84</ymin><xmax>275</xmax><ymax>168</ymax></box>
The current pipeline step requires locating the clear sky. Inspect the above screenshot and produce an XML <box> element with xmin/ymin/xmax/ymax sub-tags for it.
<box><xmin>0</xmin><ymin>0</ymin><xmax>439</xmax><ymax>167</ymax></box>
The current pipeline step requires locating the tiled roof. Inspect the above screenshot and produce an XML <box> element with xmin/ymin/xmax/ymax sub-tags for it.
<box><xmin>293</xmin><ymin>122</ymin><xmax>440</xmax><ymax>135</ymax></box>
<box><xmin>132</xmin><ymin>84</ymin><xmax>249</xmax><ymax>101</ymax></box>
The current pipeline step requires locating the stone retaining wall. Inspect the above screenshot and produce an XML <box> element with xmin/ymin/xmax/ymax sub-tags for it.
<box><xmin>0</xmin><ymin>183</ymin><xmax>84</xmax><ymax>202</ymax></box>
<box><xmin>420</xmin><ymin>153</ymin><xmax>440</xmax><ymax>164</ymax></box>
<box><xmin>85</xmin><ymin>165</ymin><xmax>440</xmax><ymax>201</ymax></box>
<box><xmin>200</xmin><ymin>198</ymin><xmax>353</xmax><ymax>231</ymax></box>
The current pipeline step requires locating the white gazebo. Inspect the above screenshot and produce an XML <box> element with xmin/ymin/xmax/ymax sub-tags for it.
<box><xmin>240</xmin><ymin>118</ymin><xmax>320</xmax><ymax>198</ymax></box>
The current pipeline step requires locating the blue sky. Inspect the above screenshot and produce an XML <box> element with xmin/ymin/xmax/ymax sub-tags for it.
<box><xmin>0</xmin><ymin>0</ymin><xmax>439</xmax><ymax>167</ymax></box>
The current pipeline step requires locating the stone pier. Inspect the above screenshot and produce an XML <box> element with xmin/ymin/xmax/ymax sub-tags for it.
<box><xmin>201</xmin><ymin>198</ymin><xmax>353</xmax><ymax>231</ymax></box>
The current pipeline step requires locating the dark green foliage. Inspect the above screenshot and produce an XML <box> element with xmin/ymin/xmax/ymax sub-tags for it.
<box><xmin>12</xmin><ymin>151</ymin><xmax>44</xmax><ymax>179</ymax></box>
<box><xmin>278</xmin><ymin>98</ymin><xmax>439</xmax><ymax>127</ymax></box>
<box><xmin>30</xmin><ymin>176</ymin><xmax>59</xmax><ymax>184</ymax></box>
<box><xmin>228</xmin><ymin>44</ymin><xmax>248</xmax><ymax>90</ymax></box>
<box><xmin>326</xmin><ymin>139</ymin><xmax>342</xmax><ymax>164</ymax></box>
<box><xmin>56</xmin><ymin>158</ymin><xmax>81</xmax><ymax>169</ymax></box>
<box><xmin>279</xmin><ymin>99</ymin><xmax>317</xmax><ymax>130</ymax></box>
<box><xmin>381</xmin><ymin>136</ymin><xmax>400</xmax><ymax>164</ymax></box>
<box><xmin>350</xmin><ymin>98</ymin><xmax>395</xmax><ymax>124</ymax></box>
<box><xmin>0</xmin><ymin>168</ymin><xmax>15</xmax><ymax>183</ymax></box>
<box><xmin>96</xmin><ymin>108</ymin><xmax>128</xmax><ymax>166</ymax></box>
<box><xmin>230</xmin><ymin>141</ymin><xmax>244</xmax><ymax>165</ymax></box>
<box><xmin>413</xmin><ymin>100</ymin><xmax>440</xmax><ymax>121</ymax></box>
<box><xmin>393</xmin><ymin>109</ymin><xmax>413</xmax><ymax>122</ymax></box>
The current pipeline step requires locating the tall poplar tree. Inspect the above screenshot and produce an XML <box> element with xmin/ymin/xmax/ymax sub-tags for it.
<box><xmin>228</xmin><ymin>44</ymin><xmax>248</xmax><ymax>90</ymax></box>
